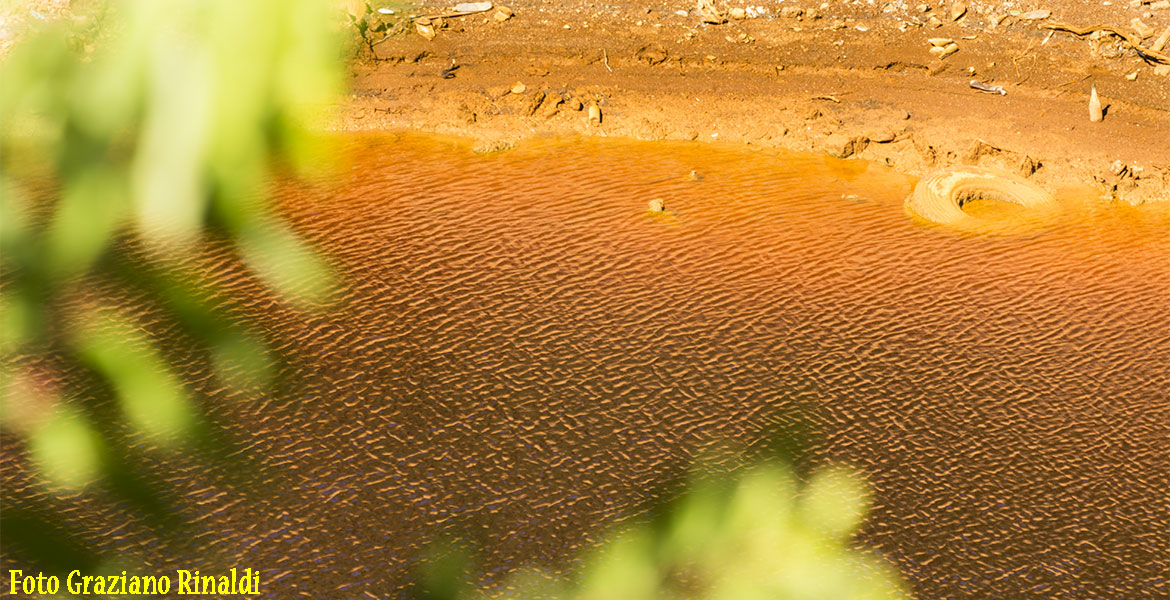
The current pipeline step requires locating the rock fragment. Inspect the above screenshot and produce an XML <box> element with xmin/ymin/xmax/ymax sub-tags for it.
<box><xmin>522</xmin><ymin>90</ymin><xmax>546</xmax><ymax>116</ymax></box>
<box><xmin>1132</xmin><ymin>18</ymin><xmax>1155</xmax><ymax>39</ymax></box>
<box><xmin>538</xmin><ymin>92</ymin><xmax>564</xmax><ymax>118</ymax></box>
<box><xmin>825</xmin><ymin>135</ymin><xmax>870</xmax><ymax>159</ymax></box>
<box><xmin>1150</xmin><ymin>26</ymin><xmax>1170</xmax><ymax>52</ymax></box>
<box><xmin>415</xmin><ymin>18</ymin><xmax>436</xmax><ymax>40</ymax></box>
<box><xmin>950</xmin><ymin>2</ymin><xmax>967</xmax><ymax>21</ymax></box>
<box><xmin>1089</xmin><ymin>84</ymin><xmax>1103</xmax><ymax>123</ymax></box>
<box><xmin>587</xmin><ymin>102</ymin><xmax>602</xmax><ymax>125</ymax></box>
<box><xmin>930</xmin><ymin>42</ymin><xmax>959</xmax><ymax>59</ymax></box>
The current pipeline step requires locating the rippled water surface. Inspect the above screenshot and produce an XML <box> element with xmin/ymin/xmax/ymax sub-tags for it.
<box><xmin>6</xmin><ymin>134</ymin><xmax>1170</xmax><ymax>598</ymax></box>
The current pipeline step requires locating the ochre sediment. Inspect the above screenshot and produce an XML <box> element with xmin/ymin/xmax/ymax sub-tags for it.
<box><xmin>340</xmin><ymin>0</ymin><xmax>1170</xmax><ymax>203</ymax></box>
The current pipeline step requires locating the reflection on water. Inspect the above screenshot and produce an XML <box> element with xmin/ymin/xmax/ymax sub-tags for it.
<box><xmin>5</xmin><ymin>134</ymin><xmax>1169</xmax><ymax>598</ymax></box>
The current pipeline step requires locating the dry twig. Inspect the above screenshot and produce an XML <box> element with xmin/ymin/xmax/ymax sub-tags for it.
<box><xmin>1041</xmin><ymin>21</ymin><xmax>1170</xmax><ymax>65</ymax></box>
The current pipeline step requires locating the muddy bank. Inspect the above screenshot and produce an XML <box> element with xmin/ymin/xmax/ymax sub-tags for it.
<box><xmin>340</xmin><ymin>0</ymin><xmax>1170</xmax><ymax>202</ymax></box>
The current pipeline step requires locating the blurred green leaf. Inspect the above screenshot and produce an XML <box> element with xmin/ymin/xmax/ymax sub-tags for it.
<box><xmin>46</xmin><ymin>166</ymin><xmax>128</xmax><ymax>276</ymax></box>
<box><xmin>29</xmin><ymin>408</ymin><xmax>107</xmax><ymax>489</ymax></box>
<box><xmin>73</xmin><ymin>309</ymin><xmax>196</xmax><ymax>442</ymax></box>
<box><xmin>797</xmin><ymin>466</ymin><xmax>867</xmax><ymax>540</ymax></box>
<box><xmin>239</xmin><ymin>221</ymin><xmax>337</xmax><ymax>307</ymax></box>
<box><xmin>1</xmin><ymin>0</ymin><xmax>343</xmax><ymax>579</ymax></box>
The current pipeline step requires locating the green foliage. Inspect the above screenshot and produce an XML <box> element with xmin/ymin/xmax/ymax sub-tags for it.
<box><xmin>422</xmin><ymin>461</ymin><xmax>906</xmax><ymax>600</ymax></box>
<box><xmin>0</xmin><ymin>0</ymin><xmax>340</xmax><ymax>510</ymax></box>
<box><xmin>578</xmin><ymin>463</ymin><xmax>904</xmax><ymax>600</ymax></box>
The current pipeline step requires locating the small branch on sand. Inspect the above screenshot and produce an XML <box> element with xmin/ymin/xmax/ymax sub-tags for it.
<box><xmin>1041</xmin><ymin>21</ymin><xmax>1170</xmax><ymax>65</ymax></box>
<box><xmin>412</xmin><ymin>8</ymin><xmax>492</xmax><ymax>20</ymax></box>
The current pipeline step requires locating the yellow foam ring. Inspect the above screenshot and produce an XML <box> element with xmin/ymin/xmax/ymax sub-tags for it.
<box><xmin>906</xmin><ymin>166</ymin><xmax>1058</xmax><ymax>233</ymax></box>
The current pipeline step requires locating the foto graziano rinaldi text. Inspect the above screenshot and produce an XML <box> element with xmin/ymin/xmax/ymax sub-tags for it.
<box><xmin>8</xmin><ymin>568</ymin><xmax>261</xmax><ymax>596</ymax></box>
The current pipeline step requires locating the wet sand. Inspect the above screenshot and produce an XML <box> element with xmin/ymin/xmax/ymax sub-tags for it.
<box><xmin>343</xmin><ymin>0</ymin><xmax>1170</xmax><ymax>203</ymax></box>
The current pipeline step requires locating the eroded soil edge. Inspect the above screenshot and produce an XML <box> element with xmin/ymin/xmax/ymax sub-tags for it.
<box><xmin>340</xmin><ymin>0</ymin><xmax>1170</xmax><ymax>202</ymax></box>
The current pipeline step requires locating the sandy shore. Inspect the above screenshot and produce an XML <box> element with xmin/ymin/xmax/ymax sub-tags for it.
<box><xmin>341</xmin><ymin>0</ymin><xmax>1170</xmax><ymax>202</ymax></box>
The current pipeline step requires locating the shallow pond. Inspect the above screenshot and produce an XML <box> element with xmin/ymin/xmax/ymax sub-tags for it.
<box><xmin>9</xmin><ymin>134</ymin><xmax>1169</xmax><ymax>598</ymax></box>
<box><xmin>264</xmin><ymin>134</ymin><xmax>1168</xmax><ymax>598</ymax></box>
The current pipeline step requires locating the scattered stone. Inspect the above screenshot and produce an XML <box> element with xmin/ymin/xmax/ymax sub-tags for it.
<box><xmin>930</xmin><ymin>43</ymin><xmax>959</xmax><ymax>59</ymax></box>
<box><xmin>510</xmin><ymin>82</ymin><xmax>527</xmax><ymax>94</ymax></box>
<box><xmin>966</xmin><ymin>138</ymin><xmax>1000</xmax><ymax>162</ymax></box>
<box><xmin>636</xmin><ymin>45</ymin><xmax>669</xmax><ymax>65</ymax></box>
<box><xmin>1155</xmin><ymin>64</ymin><xmax>1170</xmax><ymax>76</ymax></box>
<box><xmin>927</xmin><ymin>15</ymin><xmax>942</xmax><ymax>28</ymax></box>
<box><xmin>522</xmin><ymin>90</ymin><xmax>546</xmax><ymax>116</ymax></box>
<box><xmin>1151</xmin><ymin>26</ymin><xmax>1170</xmax><ymax>52</ymax></box>
<box><xmin>1126</xmin><ymin>71</ymin><xmax>1138</xmax><ymax>81</ymax></box>
<box><xmin>729</xmin><ymin>7</ymin><xmax>747</xmax><ymax>20</ymax></box>
<box><xmin>1020</xmin><ymin>10</ymin><xmax>1050</xmax><ymax>20</ymax></box>
<box><xmin>493</xmin><ymin>6</ymin><xmax>514</xmax><ymax>22</ymax></box>
<box><xmin>1018</xmin><ymin>155</ymin><xmax>1040</xmax><ymax>177</ymax></box>
<box><xmin>1131</xmin><ymin>18</ymin><xmax>1155</xmax><ymax>38</ymax></box>
<box><xmin>1153</xmin><ymin>0</ymin><xmax>1170</xmax><ymax>8</ymax></box>
<box><xmin>869</xmin><ymin>129</ymin><xmax>898</xmax><ymax>143</ymax></box>
<box><xmin>566</xmin><ymin>98</ymin><xmax>584</xmax><ymax>111</ymax></box>
<box><xmin>1089</xmin><ymin>84</ymin><xmax>1103</xmax><ymax>122</ymax></box>
<box><xmin>826</xmin><ymin>135</ymin><xmax>870</xmax><ymax>159</ymax></box>
<box><xmin>415</xmin><ymin>20</ymin><xmax>436</xmax><ymax>40</ymax></box>
<box><xmin>780</xmin><ymin>6</ymin><xmax>804</xmax><ymax>19</ymax></box>
<box><xmin>950</xmin><ymin>2</ymin><xmax>967</xmax><ymax>21</ymax></box>
<box><xmin>928</xmin><ymin>37</ymin><xmax>954</xmax><ymax>47</ymax></box>
<box><xmin>697</xmin><ymin>0</ymin><xmax>725</xmax><ymax>24</ymax></box>
<box><xmin>454</xmin><ymin>1</ymin><xmax>492</xmax><ymax>11</ymax></box>
<box><xmin>587</xmin><ymin>102</ymin><xmax>602</xmax><ymax>125</ymax></box>
<box><xmin>648</xmin><ymin>198</ymin><xmax>666</xmax><ymax>212</ymax></box>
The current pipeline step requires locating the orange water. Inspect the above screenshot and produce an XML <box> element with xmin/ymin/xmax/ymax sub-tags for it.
<box><xmin>6</xmin><ymin>134</ymin><xmax>1169</xmax><ymax>598</ymax></box>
